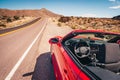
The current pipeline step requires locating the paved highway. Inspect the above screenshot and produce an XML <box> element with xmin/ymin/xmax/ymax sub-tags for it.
<box><xmin>0</xmin><ymin>18</ymin><xmax>47</xmax><ymax>80</ymax></box>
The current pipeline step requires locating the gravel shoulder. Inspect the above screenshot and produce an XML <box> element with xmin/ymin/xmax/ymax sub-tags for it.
<box><xmin>32</xmin><ymin>19</ymin><xmax>72</xmax><ymax>80</ymax></box>
<box><xmin>38</xmin><ymin>19</ymin><xmax>72</xmax><ymax>53</ymax></box>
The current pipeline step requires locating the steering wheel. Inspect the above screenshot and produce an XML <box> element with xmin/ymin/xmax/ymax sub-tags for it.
<box><xmin>74</xmin><ymin>39</ymin><xmax>90</xmax><ymax>58</ymax></box>
<box><xmin>117</xmin><ymin>40</ymin><xmax>120</xmax><ymax>44</ymax></box>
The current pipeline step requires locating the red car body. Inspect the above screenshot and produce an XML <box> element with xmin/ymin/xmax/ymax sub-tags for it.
<box><xmin>49</xmin><ymin>30</ymin><xmax>120</xmax><ymax>80</ymax></box>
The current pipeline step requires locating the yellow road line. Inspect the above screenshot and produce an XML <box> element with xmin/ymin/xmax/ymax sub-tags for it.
<box><xmin>0</xmin><ymin>19</ymin><xmax>42</xmax><ymax>37</ymax></box>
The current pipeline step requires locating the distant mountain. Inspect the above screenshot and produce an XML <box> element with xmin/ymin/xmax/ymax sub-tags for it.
<box><xmin>112</xmin><ymin>15</ymin><xmax>120</xmax><ymax>20</ymax></box>
<box><xmin>0</xmin><ymin>8</ymin><xmax>61</xmax><ymax>17</ymax></box>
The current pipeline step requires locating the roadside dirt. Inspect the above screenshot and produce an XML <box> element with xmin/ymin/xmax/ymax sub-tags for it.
<box><xmin>38</xmin><ymin>19</ymin><xmax>72</xmax><ymax>53</ymax></box>
<box><xmin>32</xmin><ymin>19</ymin><xmax>72</xmax><ymax>80</ymax></box>
<box><xmin>0</xmin><ymin>17</ymin><xmax>35</xmax><ymax>29</ymax></box>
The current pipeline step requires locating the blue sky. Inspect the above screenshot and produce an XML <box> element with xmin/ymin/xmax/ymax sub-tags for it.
<box><xmin>0</xmin><ymin>0</ymin><xmax>120</xmax><ymax>18</ymax></box>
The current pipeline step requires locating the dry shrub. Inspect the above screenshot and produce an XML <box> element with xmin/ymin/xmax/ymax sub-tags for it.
<box><xmin>0</xmin><ymin>24</ymin><xmax>6</xmax><ymax>28</ymax></box>
<box><xmin>58</xmin><ymin>17</ymin><xmax>70</xmax><ymax>23</ymax></box>
<box><xmin>71</xmin><ymin>25</ymin><xmax>78</xmax><ymax>29</ymax></box>
<box><xmin>57</xmin><ymin>22</ymin><xmax>62</xmax><ymax>27</ymax></box>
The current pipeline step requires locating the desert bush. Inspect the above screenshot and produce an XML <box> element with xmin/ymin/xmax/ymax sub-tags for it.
<box><xmin>0</xmin><ymin>23</ymin><xmax>6</xmax><ymax>28</ymax></box>
<box><xmin>58</xmin><ymin>17</ymin><xmax>70</xmax><ymax>23</ymax></box>
<box><xmin>7</xmin><ymin>17</ymin><xmax>12</xmax><ymax>23</ymax></box>
<box><xmin>71</xmin><ymin>25</ymin><xmax>78</xmax><ymax>29</ymax></box>
<box><xmin>14</xmin><ymin>16</ymin><xmax>20</xmax><ymax>20</ymax></box>
<box><xmin>57</xmin><ymin>22</ymin><xmax>62</xmax><ymax>27</ymax></box>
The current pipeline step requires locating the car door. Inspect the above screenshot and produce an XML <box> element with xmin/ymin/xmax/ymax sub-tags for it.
<box><xmin>51</xmin><ymin>43</ymin><xmax>76</xmax><ymax>80</ymax></box>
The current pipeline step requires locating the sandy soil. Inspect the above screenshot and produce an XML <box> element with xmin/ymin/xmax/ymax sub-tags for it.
<box><xmin>32</xmin><ymin>19</ymin><xmax>72</xmax><ymax>80</ymax></box>
<box><xmin>39</xmin><ymin>19</ymin><xmax>72</xmax><ymax>53</ymax></box>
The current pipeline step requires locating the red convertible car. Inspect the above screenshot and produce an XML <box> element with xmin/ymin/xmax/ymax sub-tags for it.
<box><xmin>49</xmin><ymin>30</ymin><xmax>120</xmax><ymax>80</ymax></box>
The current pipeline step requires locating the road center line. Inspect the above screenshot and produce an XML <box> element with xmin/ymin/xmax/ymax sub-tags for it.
<box><xmin>5</xmin><ymin>22</ymin><xmax>47</xmax><ymax>80</ymax></box>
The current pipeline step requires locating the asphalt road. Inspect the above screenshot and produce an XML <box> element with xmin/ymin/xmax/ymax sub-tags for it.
<box><xmin>0</xmin><ymin>18</ymin><xmax>47</xmax><ymax>80</ymax></box>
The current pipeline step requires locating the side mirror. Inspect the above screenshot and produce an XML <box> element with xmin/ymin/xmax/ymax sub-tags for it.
<box><xmin>49</xmin><ymin>38</ymin><xmax>59</xmax><ymax>44</ymax></box>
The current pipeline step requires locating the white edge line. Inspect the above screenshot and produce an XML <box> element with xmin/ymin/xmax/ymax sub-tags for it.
<box><xmin>5</xmin><ymin>22</ymin><xmax>46</xmax><ymax>80</ymax></box>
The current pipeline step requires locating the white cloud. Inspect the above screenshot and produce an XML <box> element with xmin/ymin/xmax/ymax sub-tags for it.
<box><xmin>109</xmin><ymin>0</ymin><xmax>116</xmax><ymax>2</ymax></box>
<box><xmin>109</xmin><ymin>5</ymin><xmax>120</xmax><ymax>9</ymax></box>
<box><xmin>81</xmin><ymin>13</ymin><xmax>97</xmax><ymax>17</ymax></box>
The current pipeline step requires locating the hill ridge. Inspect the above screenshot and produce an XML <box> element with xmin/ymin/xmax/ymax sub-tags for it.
<box><xmin>0</xmin><ymin>8</ymin><xmax>60</xmax><ymax>17</ymax></box>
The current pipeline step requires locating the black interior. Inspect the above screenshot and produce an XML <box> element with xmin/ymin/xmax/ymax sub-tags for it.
<box><xmin>64</xmin><ymin>37</ymin><xmax>120</xmax><ymax>74</ymax></box>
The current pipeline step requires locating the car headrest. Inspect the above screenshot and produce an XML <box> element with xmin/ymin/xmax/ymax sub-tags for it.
<box><xmin>105</xmin><ymin>43</ymin><xmax>120</xmax><ymax>64</ymax></box>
